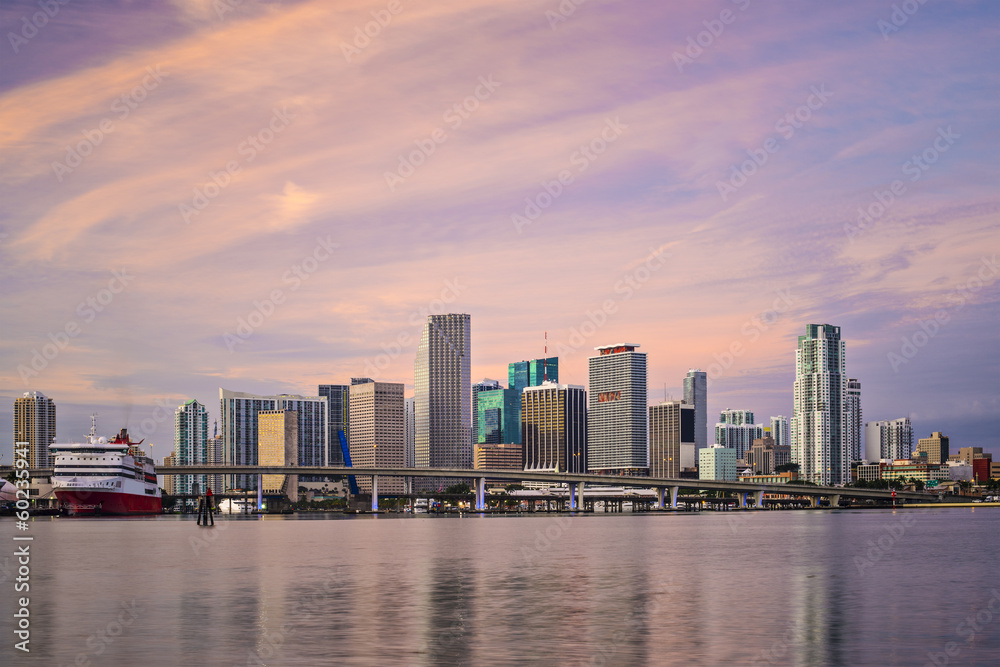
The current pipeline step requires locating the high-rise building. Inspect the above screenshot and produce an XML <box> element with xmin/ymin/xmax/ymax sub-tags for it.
<box><xmin>683</xmin><ymin>369</ymin><xmax>707</xmax><ymax>463</ymax></box>
<box><xmin>13</xmin><ymin>391</ymin><xmax>56</xmax><ymax>469</ymax></box>
<box><xmin>522</xmin><ymin>381</ymin><xmax>587</xmax><ymax>473</ymax></box>
<box><xmin>404</xmin><ymin>397</ymin><xmax>415</xmax><ymax>468</ymax></box>
<box><xmin>699</xmin><ymin>445</ymin><xmax>737</xmax><ymax>481</ymax></box>
<box><xmin>865</xmin><ymin>418</ymin><xmax>912</xmax><ymax>462</ymax></box>
<box><xmin>219</xmin><ymin>388</ymin><xmax>327</xmax><ymax>490</ymax></box>
<box><xmin>957</xmin><ymin>447</ymin><xmax>988</xmax><ymax>466</ymax></box>
<box><xmin>649</xmin><ymin>400</ymin><xmax>694</xmax><ymax>478</ymax></box>
<box><xmin>349</xmin><ymin>381</ymin><xmax>404</xmax><ymax>493</ymax></box>
<box><xmin>414</xmin><ymin>314</ymin><xmax>471</xmax><ymax>490</ymax></box>
<box><xmin>747</xmin><ymin>436</ymin><xmax>791</xmax><ymax>475</ymax></box>
<box><xmin>257</xmin><ymin>409</ymin><xmax>299</xmax><ymax>501</ymax></box>
<box><xmin>714</xmin><ymin>416</ymin><xmax>764</xmax><ymax>461</ymax></box>
<box><xmin>719</xmin><ymin>409</ymin><xmax>755</xmax><ymax>425</ymax></box>
<box><xmin>917</xmin><ymin>431</ymin><xmax>950</xmax><ymax>465</ymax></box>
<box><xmin>587</xmin><ymin>344</ymin><xmax>648</xmax><ymax>475</ymax></box>
<box><xmin>161</xmin><ymin>453</ymin><xmax>177</xmax><ymax>496</ymax></box>
<box><xmin>318</xmin><ymin>384</ymin><xmax>350</xmax><ymax>466</ymax></box>
<box><xmin>207</xmin><ymin>431</ymin><xmax>224</xmax><ymax>494</ymax></box>
<box><xmin>472</xmin><ymin>379</ymin><xmax>502</xmax><ymax>445</ymax></box>
<box><xmin>846</xmin><ymin>378</ymin><xmax>862</xmax><ymax>462</ymax></box>
<box><xmin>173</xmin><ymin>399</ymin><xmax>209</xmax><ymax>501</ymax></box>
<box><xmin>770</xmin><ymin>416</ymin><xmax>789</xmax><ymax>448</ymax></box>
<box><xmin>477</xmin><ymin>388</ymin><xmax>521</xmax><ymax>444</ymax></box>
<box><xmin>791</xmin><ymin>324</ymin><xmax>848</xmax><ymax>485</ymax></box>
<box><xmin>509</xmin><ymin>358</ymin><xmax>559</xmax><ymax>395</ymax></box>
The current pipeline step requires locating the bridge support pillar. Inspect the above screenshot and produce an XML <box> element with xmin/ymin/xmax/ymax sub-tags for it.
<box><xmin>739</xmin><ymin>492</ymin><xmax>747</xmax><ymax>509</ymax></box>
<box><xmin>372</xmin><ymin>475</ymin><xmax>378</xmax><ymax>512</ymax></box>
<box><xmin>754</xmin><ymin>490</ymin><xmax>764</xmax><ymax>508</ymax></box>
<box><xmin>830</xmin><ymin>494</ymin><xmax>841</xmax><ymax>509</ymax></box>
<box><xmin>257</xmin><ymin>474</ymin><xmax>262</xmax><ymax>511</ymax></box>
<box><xmin>568</xmin><ymin>484</ymin><xmax>576</xmax><ymax>511</ymax></box>
<box><xmin>476</xmin><ymin>477</ymin><xmax>485</xmax><ymax>511</ymax></box>
<box><xmin>809</xmin><ymin>496</ymin><xmax>818</xmax><ymax>508</ymax></box>
<box><xmin>670</xmin><ymin>486</ymin><xmax>679</xmax><ymax>509</ymax></box>
<box><xmin>656</xmin><ymin>487</ymin><xmax>665</xmax><ymax>510</ymax></box>
<box><xmin>576</xmin><ymin>482</ymin><xmax>584</xmax><ymax>511</ymax></box>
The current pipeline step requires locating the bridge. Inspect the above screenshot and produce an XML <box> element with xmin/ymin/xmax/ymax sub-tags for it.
<box><xmin>5</xmin><ymin>465</ymin><xmax>950</xmax><ymax>512</ymax></box>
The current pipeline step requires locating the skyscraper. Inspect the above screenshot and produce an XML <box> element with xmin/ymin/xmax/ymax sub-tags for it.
<box><xmin>917</xmin><ymin>431</ymin><xmax>949</xmax><ymax>464</ymax></box>
<box><xmin>476</xmin><ymin>388</ymin><xmax>521</xmax><ymax>444</ymax></box>
<box><xmin>683</xmin><ymin>369</ymin><xmax>707</xmax><ymax>462</ymax></box>
<box><xmin>649</xmin><ymin>400</ymin><xmax>694</xmax><ymax>478</ymax></box>
<box><xmin>404</xmin><ymin>397</ymin><xmax>415</xmax><ymax>469</ymax></box>
<box><xmin>846</xmin><ymin>378</ymin><xmax>862</xmax><ymax>462</ymax></box>
<box><xmin>173</xmin><ymin>399</ymin><xmax>209</xmax><ymax>501</ymax></box>
<box><xmin>219</xmin><ymin>388</ymin><xmax>327</xmax><ymax>490</ymax></box>
<box><xmin>509</xmin><ymin>358</ymin><xmax>559</xmax><ymax>395</ymax></box>
<box><xmin>13</xmin><ymin>391</ymin><xmax>56</xmax><ymax>469</ymax></box>
<box><xmin>414</xmin><ymin>314</ymin><xmax>471</xmax><ymax>490</ymax></box>
<box><xmin>770</xmin><ymin>416</ymin><xmax>789</xmax><ymax>448</ymax></box>
<box><xmin>791</xmin><ymin>324</ymin><xmax>848</xmax><ymax>485</ymax></box>
<box><xmin>472</xmin><ymin>378</ymin><xmax>502</xmax><ymax>445</ymax></box>
<box><xmin>522</xmin><ymin>381</ymin><xmax>587</xmax><ymax>473</ymax></box>
<box><xmin>318</xmin><ymin>384</ymin><xmax>349</xmax><ymax>466</ymax></box>
<box><xmin>865</xmin><ymin>418</ymin><xmax>912</xmax><ymax>462</ymax></box>
<box><xmin>258</xmin><ymin>409</ymin><xmax>298</xmax><ymax>501</ymax></box>
<box><xmin>587</xmin><ymin>344</ymin><xmax>648</xmax><ymax>475</ymax></box>
<box><xmin>714</xmin><ymin>420</ymin><xmax>764</xmax><ymax>461</ymax></box>
<box><xmin>349</xmin><ymin>381</ymin><xmax>404</xmax><ymax>493</ymax></box>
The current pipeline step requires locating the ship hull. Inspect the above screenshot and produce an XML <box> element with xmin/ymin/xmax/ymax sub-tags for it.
<box><xmin>55</xmin><ymin>489</ymin><xmax>162</xmax><ymax>516</ymax></box>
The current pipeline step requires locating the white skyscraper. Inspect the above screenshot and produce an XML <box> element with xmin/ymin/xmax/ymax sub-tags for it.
<box><xmin>587</xmin><ymin>344</ymin><xmax>648</xmax><ymax>474</ymax></box>
<box><xmin>770</xmin><ymin>416</ymin><xmax>790</xmax><ymax>448</ymax></box>
<box><xmin>846</xmin><ymin>378</ymin><xmax>862</xmax><ymax>462</ymax></box>
<box><xmin>414</xmin><ymin>314</ymin><xmax>471</xmax><ymax>490</ymax></box>
<box><xmin>792</xmin><ymin>324</ymin><xmax>848</xmax><ymax>485</ymax></box>
<box><xmin>865</xmin><ymin>418</ymin><xmax>913</xmax><ymax>462</ymax></box>
<box><xmin>683</xmin><ymin>369</ymin><xmax>707</xmax><ymax>463</ymax></box>
<box><xmin>174</xmin><ymin>399</ymin><xmax>209</xmax><ymax>500</ymax></box>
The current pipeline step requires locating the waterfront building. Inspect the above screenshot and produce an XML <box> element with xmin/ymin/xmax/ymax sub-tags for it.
<box><xmin>173</xmin><ymin>399</ymin><xmax>209</xmax><ymax>500</ymax></box>
<box><xmin>207</xmin><ymin>432</ymin><xmax>224</xmax><ymax>494</ymax></box>
<box><xmin>404</xmin><ymin>397</ymin><xmax>415</xmax><ymax>468</ymax></box>
<box><xmin>648</xmin><ymin>400</ymin><xmax>694</xmax><ymax>479</ymax></box>
<box><xmin>472</xmin><ymin>379</ymin><xmax>502</xmax><ymax>445</ymax></box>
<box><xmin>770</xmin><ymin>416</ymin><xmax>789</xmax><ymax>448</ymax></box>
<box><xmin>587</xmin><ymin>344</ymin><xmax>648</xmax><ymax>475</ymax></box>
<box><xmin>348</xmin><ymin>381</ymin><xmax>405</xmax><ymax>494</ymax></box>
<box><xmin>846</xmin><ymin>378</ymin><xmax>862</xmax><ymax>462</ymax></box>
<box><xmin>714</xmin><ymin>420</ymin><xmax>764</xmax><ymax>461</ymax></box>
<box><xmin>683</xmin><ymin>369</ymin><xmax>708</xmax><ymax>465</ymax></box>
<box><xmin>477</xmin><ymin>388</ymin><xmax>521</xmax><ymax>444</ymax></box>
<box><xmin>865</xmin><ymin>418</ymin><xmax>913</xmax><ymax>462</ymax></box>
<box><xmin>474</xmin><ymin>442</ymin><xmax>524</xmax><ymax>488</ymax></box>
<box><xmin>522</xmin><ymin>381</ymin><xmax>587</xmax><ymax>474</ymax></box>
<box><xmin>318</xmin><ymin>384</ymin><xmax>350</xmax><ymax>465</ymax></box>
<box><xmin>257</xmin><ymin>409</ymin><xmax>299</xmax><ymax>501</ymax></box>
<box><xmin>791</xmin><ymin>323</ymin><xmax>849</xmax><ymax>485</ymax></box>
<box><xmin>856</xmin><ymin>463</ymin><xmax>882</xmax><ymax>483</ymax></box>
<box><xmin>916</xmin><ymin>431</ymin><xmax>949</xmax><ymax>465</ymax></box>
<box><xmin>740</xmin><ymin>471</ymin><xmax>799</xmax><ymax>485</ymax></box>
<box><xmin>219</xmin><ymin>388</ymin><xmax>328</xmax><ymax>490</ymax></box>
<box><xmin>699</xmin><ymin>445</ymin><xmax>737</xmax><ymax>481</ymax></box>
<box><xmin>414</xmin><ymin>314</ymin><xmax>472</xmax><ymax>490</ymax></box>
<box><xmin>161</xmin><ymin>454</ymin><xmax>176</xmax><ymax>495</ymax></box>
<box><xmin>13</xmin><ymin>391</ymin><xmax>56</xmax><ymax>469</ymax></box>
<box><xmin>882</xmin><ymin>459</ymin><xmax>950</xmax><ymax>484</ymax></box>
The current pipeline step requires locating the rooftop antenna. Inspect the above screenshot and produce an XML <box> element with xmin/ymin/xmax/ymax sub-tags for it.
<box><xmin>544</xmin><ymin>331</ymin><xmax>548</xmax><ymax>382</ymax></box>
<box><xmin>89</xmin><ymin>413</ymin><xmax>99</xmax><ymax>438</ymax></box>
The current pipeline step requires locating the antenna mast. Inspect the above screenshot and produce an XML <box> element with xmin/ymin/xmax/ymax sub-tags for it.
<box><xmin>544</xmin><ymin>331</ymin><xmax>548</xmax><ymax>382</ymax></box>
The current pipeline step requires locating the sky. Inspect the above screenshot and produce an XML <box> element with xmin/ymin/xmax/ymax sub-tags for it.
<box><xmin>1</xmin><ymin>0</ymin><xmax>998</xmax><ymax>465</ymax></box>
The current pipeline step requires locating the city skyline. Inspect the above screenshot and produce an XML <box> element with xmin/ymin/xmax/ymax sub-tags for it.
<box><xmin>1</xmin><ymin>1</ymin><xmax>998</xmax><ymax>466</ymax></box>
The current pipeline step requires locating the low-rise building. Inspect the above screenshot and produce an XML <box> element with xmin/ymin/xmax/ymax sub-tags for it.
<box><xmin>699</xmin><ymin>445</ymin><xmax>736</xmax><ymax>481</ymax></box>
<box><xmin>474</xmin><ymin>442</ymin><xmax>524</xmax><ymax>489</ymax></box>
<box><xmin>882</xmin><ymin>459</ymin><xmax>949</xmax><ymax>483</ymax></box>
<box><xmin>740</xmin><ymin>471</ymin><xmax>799</xmax><ymax>485</ymax></box>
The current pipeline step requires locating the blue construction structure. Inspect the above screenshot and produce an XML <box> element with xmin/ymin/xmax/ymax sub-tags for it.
<box><xmin>339</xmin><ymin>430</ymin><xmax>359</xmax><ymax>495</ymax></box>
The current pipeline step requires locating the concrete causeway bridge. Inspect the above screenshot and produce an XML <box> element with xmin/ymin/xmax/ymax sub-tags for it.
<box><xmin>6</xmin><ymin>465</ymin><xmax>954</xmax><ymax>512</ymax></box>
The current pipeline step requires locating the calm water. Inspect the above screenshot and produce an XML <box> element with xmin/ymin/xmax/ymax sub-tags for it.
<box><xmin>1</xmin><ymin>508</ymin><xmax>999</xmax><ymax>666</ymax></box>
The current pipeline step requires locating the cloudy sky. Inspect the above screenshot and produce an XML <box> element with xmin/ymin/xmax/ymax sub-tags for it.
<box><xmin>1</xmin><ymin>0</ymin><xmax>997</xmax><ymax>464</ymax></box>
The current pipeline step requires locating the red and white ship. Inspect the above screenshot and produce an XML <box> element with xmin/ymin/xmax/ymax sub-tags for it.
<box><xmin>50</xmin><ymin>421</ymin><xmax>162</xmax><ymax>516</ymax></box>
